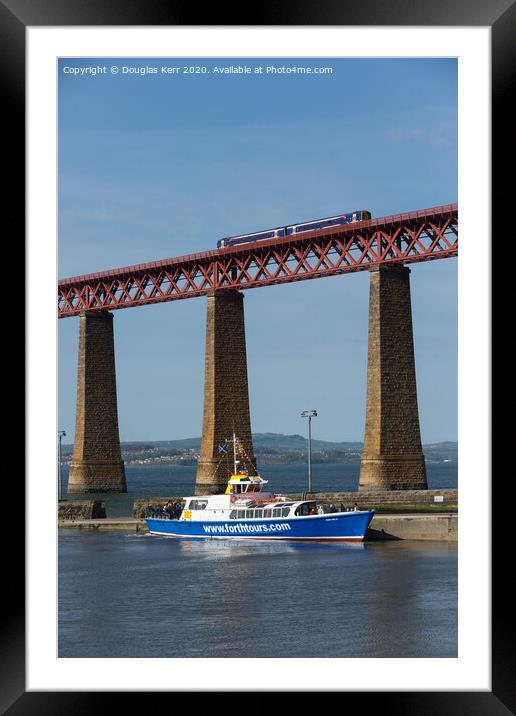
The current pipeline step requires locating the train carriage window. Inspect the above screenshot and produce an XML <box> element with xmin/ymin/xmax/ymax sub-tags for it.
<box><xmin>250</xmin><ymin>231</ymin><xmax>275</xmax><ymax>241</ymax></box>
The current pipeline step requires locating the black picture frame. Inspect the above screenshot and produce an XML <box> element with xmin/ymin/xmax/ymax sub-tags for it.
<box><xmin>9</xmin><ymin>0</ymin><xmax>508</xmax><ymax>711</ymax></box>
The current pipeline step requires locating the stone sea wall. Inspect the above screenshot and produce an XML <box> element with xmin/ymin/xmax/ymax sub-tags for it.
<box><xmin>58</xmin><ymin>500</ymin><xmax>106</xmax><ymax>520</ymax></box>
<box><xmin>292</xmin><ymin>488</ymin><xmax>458</xmax><ymax>506</ymax></box>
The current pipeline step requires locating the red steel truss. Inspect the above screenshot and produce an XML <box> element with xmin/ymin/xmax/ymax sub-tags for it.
<box><xmin>58</xmin><ymin>203</ymin><xmax>458</xmax><ymax>317</ymax></box>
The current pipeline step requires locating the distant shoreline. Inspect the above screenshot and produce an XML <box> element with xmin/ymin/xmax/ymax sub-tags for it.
<box><xmin>60</xmin><ymin>434</ymin><xmax>458</xmax><ymax>469</ymax></box>
<box><xmin>115</xmin><ymin>457</ymin><xmax>457</xmax><ymax>468</ymax></box>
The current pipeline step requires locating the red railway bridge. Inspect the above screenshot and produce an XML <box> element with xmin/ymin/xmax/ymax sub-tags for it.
<box><xmin>59</xmin><ymin>203</ymin><xmax>457</xmax><ymax>316</ymax></box>
<box><xmin>59</xmin><ymin>203</ymin><xmax>458</xmax><ymax>495</ymax></box>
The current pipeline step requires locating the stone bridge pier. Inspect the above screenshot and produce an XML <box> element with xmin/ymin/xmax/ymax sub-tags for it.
<box><xmin>68</xmin><ymin>311</ymin><xmax>126</xmax><ymax>493</ymax></box>
<box><xmin>359</xmin><ymin>264</ymin><xmax>428</xmax><ymax>490</ymax></box>
<box><xmin>195</xmin><ymin>290</ymin><xmax>257</xmax><ymax>495</ymax></box>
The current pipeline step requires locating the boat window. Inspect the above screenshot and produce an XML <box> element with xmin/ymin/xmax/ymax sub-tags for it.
<box><xmin>189</xmin><ymin>500</ymin><xmax>208</xmax><ymax>511</ymax></box>
<box><xmin>272</xmin><ymin>509</ymin><xmax>281</xmax><ymax>517</ymax></box>
<box><xmin>229</xmin><ymin>510</ymin><xmax>237</xmax><ymax>519</ymax></box>
<box><xmin>264</xmin><ymin>509</ymin><xmax>272</xmax><ymax>518</ymax></box>
<box><xmin>255</xmin><ymin>509</ymin><xmax>263</xmax><ymax>518</ymax></box>
<box><xmin>237</xmin><ymin>510</ymin><xmax>245</xmax><ymax>519</ymax></box>
<box><xmin>295</xmin><ymin>504</ymin><xmax>312</xmax><ymax>516</ymax></box>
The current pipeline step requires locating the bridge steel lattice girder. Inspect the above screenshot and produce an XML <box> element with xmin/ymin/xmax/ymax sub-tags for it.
<box><xmin>58</xmin><ymin>203</ymin><xmax>458</xmax><ymax>317</ymax></box>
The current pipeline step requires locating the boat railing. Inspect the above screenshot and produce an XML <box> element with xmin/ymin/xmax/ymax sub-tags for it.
<box><xmin>147</xmin><ymin>510</ymin><xmax>183</xmax><ymax>520</ymax></box>
<box><xmin>249</xmin><ymin>496</ymin><xmax>287</xmax><ymax>504</ymax></box>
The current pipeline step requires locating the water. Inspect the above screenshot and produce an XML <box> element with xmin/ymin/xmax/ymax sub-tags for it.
<box><xmin>58</xmin><ymin>531</ymin><xmax>457</xmax><ymax>658</ymax></box>
<box><xmin>59</xmin><ymin>462</ymin><xmax>457</xmax><ymax>658</ymax></box>
<box><xmin>61</xmin><ymin>462</ymin><xmax>457</xmax><ymax>517</ymax></box>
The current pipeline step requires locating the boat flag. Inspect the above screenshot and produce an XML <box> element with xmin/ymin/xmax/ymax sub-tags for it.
<box><xmin>218</xmin><ymin>442</ymin><xmax>228</xmax><ymax>455</ymax></box>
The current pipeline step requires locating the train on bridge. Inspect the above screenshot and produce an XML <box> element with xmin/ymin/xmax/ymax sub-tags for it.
<box><xmin>217</xmin><ymin>209</ymin><xmax>372</xmax><ymax>248</ymax></box>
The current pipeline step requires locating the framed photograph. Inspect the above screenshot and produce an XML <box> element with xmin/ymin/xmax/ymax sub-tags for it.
<box><xmin>11</xmin><ymin>0</ymin><xmax>507</xmax><ymax>710</ymax></box>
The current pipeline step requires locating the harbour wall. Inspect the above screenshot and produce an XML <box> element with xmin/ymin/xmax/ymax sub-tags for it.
<box><xmin>58</xmin><ymin>500</ymin><xmax>106</xmax><ymax>520</ymax></box>
<box><xmin>366</xmin><ymin>513</ymin><xmax>457</xmax><ymax>541</ymax></box>
<box><xmin>130</xmin><ymin>489</ymin><xmax>458</xmax><ymax>518</ymax></box>
<box><xmin>293</xmin><ymin>488</ymin><xmax>458</xmax><ymax>506</ymax></box>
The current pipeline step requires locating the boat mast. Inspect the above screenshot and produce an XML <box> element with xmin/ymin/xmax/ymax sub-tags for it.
<box><xmin>232</xmin><ymin>430</ymin><xmax>238</xmax><ymax>474</ymax></box>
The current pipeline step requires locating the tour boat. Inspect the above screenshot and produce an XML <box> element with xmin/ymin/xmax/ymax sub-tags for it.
<box><xmin>145</xmin><ymin>434</ymin><xmax>375</xmax><ymax>542</ymax></box>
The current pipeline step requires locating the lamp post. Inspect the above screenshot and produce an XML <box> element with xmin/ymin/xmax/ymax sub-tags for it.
<box><xmin>301</xmin><ymin>410</ymin><xmax>317</xmax><ymax>494</ymax></box>
<box><xmin>58</xmin><ymin>430</ymin><xmax>66</xmax><ymax>501</ymax></box>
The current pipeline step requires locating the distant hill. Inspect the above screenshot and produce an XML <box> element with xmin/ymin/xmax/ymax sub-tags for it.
<box><xmin>115</xmin><ymin>433</ymin><xmax>364</xmax><ymax>452</ymax></box>
<box><xmin>251</xmin><ymin>433</ymin><xmax>364</xmax><ymax>452</ymax></box>
<box><xmin>62</xmin><ymin>433</ymin><xmax>457</xmax><ymax>456</ymax></box>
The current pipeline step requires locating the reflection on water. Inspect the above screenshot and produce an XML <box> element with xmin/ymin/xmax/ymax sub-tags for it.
<box><xmin>174</xmin><ymin>536</ymin><xmax>365</xmax><ymax>559</ymax></box>
<box><xmin>59</xmin><ymin>530</ymin><xmax>457</xmax><ymax>659</ymax></box>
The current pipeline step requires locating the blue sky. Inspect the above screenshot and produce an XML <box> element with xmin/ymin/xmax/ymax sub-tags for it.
<box><xmin>58</xmin><ymin>57</ymin><xmax>457</xmax><ymax>443</ymax></box>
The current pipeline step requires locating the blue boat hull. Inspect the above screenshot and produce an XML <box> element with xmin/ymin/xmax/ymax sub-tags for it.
<box><xmin>146</xmin><ymin>510</ymin><xmax>375</xmax><ymax>542</ymax></box>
